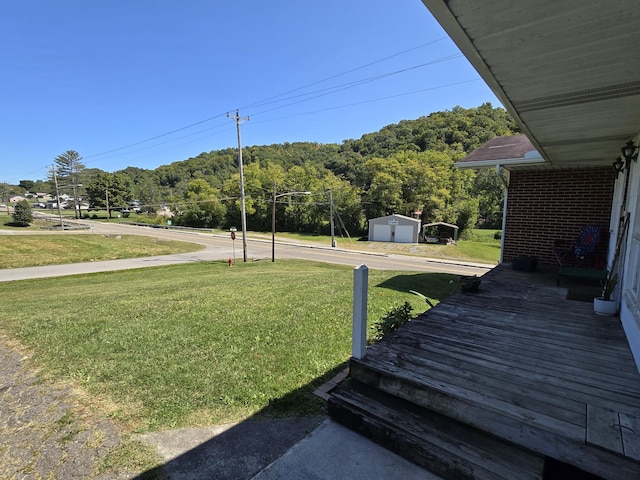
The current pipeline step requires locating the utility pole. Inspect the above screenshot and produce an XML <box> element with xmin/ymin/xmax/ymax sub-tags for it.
<box><xmin>105</xmin><ymin>187</ymin><xmax>110</xmax><ymax>221</ymax></box>
<box><xmin>272</xmin><ymin>183</ymin><xmax>277</xmax><ymax>262</ymax></box>
<box><xmin>227</xmin><ymin>109</ymin><xmax>250</xmax><ymax>262</ymax></box>
<box><xmin>329</xmin><ymin>190</ymin><xmax>336</xmax><ymax>247</ymax></box>
<box><xmin>1</xmin><ymin>182</ymin><xmax>8</xmax><ymax>213</ymax></box>
<box><xmin>51</xmin><ymin>165</ymin><xmax>64</xmax><ymax>229</ymax></box>
<box><xmin>71</xmin><ymin>163</ymin><xmax>80</xmax><ymax>219</ymax></box>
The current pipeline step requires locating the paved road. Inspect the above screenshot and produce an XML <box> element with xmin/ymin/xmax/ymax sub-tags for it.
<box><xmin>0</xmin><ymin>220</ymin><xmax>493</xmax><ymax>282</ymax></box>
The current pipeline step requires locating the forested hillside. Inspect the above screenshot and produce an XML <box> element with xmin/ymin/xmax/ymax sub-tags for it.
<box><xmin>17</xmin><ymin>103</ymin><xmax>519</xmax><ymax>237</ymax></box>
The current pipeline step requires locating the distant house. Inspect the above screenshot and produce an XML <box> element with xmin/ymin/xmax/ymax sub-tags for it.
<box><xmin>45</xmin><ymin>200</ymin><xmax>67</xmax><ymax>209</ymax></box>
<box><xmin>9</xmin><ymin>195</ymin><xmax>26</xmax><ymax>203</ymax></box>
<box><xmin>368</xmin><ymin>214</ymin><xmax>421</xmax><ymax>243</ymax></box>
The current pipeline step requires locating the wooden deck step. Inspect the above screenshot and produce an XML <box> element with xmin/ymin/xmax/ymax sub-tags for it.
<box><xmin>328</xmin><ymin>379</ymin><xmax>545</xmax><ymax>480</ymax></box>
<box><xmin>586</xmin><ymin>405</ymin><xmax>640</xmax><ymax>461</ymax></box>
<box><xmin>348</xmin><ymin>357</ymin><xmax>640</xmax><ymax>480</ymax></box>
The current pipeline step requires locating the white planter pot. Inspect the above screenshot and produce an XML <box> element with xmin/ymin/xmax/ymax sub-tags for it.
<box><xmin>594</xmin><ymin>297</ymin><xmax>617</xmax><ymax>316</ymax></box>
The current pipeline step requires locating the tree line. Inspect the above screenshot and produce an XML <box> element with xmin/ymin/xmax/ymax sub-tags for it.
<box><xmin>16</xmin><ymin>103</ymin><xmax>517</xmax><ymax>237</ymax></box>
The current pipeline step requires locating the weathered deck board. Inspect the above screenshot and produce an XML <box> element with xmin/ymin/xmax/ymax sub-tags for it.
<box><xmin>392</xmin><ymin>321</ymin><xmax>640</xmax><ymax>398</ymax></box>
<box><xmin>620</xmin><ymin>413</ymin><xmax>640</xmax><ymax>462</ymax></box>
<box><xmin>401</xmin><ymin>319</ymin><xmax>629</xmax><ymax>375</ymax></box>
<box><xmin>344</xmin><ymin>265</ymin><xmax>640</xmax><ymax>479</ymax></box>
<box><xmin>586</xmin><ymin>404</ymin><xmax>623</xmax><ymax>454</ymax></box>
<box><xmin>330</xmin><ymin>379</ymin><xmax>545</xmax><ymax>480</ymax></box>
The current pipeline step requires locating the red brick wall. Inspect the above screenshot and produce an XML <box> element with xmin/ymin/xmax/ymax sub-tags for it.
<box><xmin>504</xmin><ymin>168</ymin><xmax>615</xmax><ymax>266</ymax></box>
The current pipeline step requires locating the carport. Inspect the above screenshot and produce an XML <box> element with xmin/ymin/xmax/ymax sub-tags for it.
<box><xmin>421</xmin><ymin>222</ymin><xmax>459</xmax><ymax>244</ymax></box>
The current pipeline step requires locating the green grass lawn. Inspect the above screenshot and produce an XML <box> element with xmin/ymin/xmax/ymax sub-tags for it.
<box><xmin>261</xmin><ymin>228</ymin><xmax>502</xmax><ymax>264</ymax></box>
<box><xmin>0</xmin><ymin>260</ymin><xmax>454</xmax><ymax>432</ymax></box>
<box><xmin>0</xmin><ymin>234</ymin><xmax>203</xmax><ymax>269</ymax></box>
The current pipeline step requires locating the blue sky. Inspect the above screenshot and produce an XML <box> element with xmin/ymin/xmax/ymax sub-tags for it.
<box><xmin>1</xmin><ymin>0</ymin><xmax>500</xmax><ymax>185</ymax></box>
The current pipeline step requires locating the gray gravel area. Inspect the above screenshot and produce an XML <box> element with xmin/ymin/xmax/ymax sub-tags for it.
<box><xmin>0</xmin><ymin>333</ymin><xmax>136</xmax><ymax>480</ymax></box>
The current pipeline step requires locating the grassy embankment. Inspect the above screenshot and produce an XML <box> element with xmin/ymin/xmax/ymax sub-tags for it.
<box><xmin>0</xmin><ymin>234</ymin><xmax>203</xmax><ymax>269</ymax></box>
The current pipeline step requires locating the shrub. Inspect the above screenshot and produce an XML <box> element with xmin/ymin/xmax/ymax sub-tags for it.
<box><xmin>371</xmin><ymin>302</ymin><xmax>414</xmax><ymax>342</ymax></box>
<box><xmin>493</xmin><ymin>230</ymin><xmax>502</xmax><ymax>240</ymax></box>
<box><xmin>12</xmin><ymin>200</ymin><xmax>33</xmax><ymax>226</ymax></box>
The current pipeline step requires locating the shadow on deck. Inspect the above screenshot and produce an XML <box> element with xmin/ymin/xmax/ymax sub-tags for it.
<box><xmin>329</xmin><ymin>264</ymin><xmax>640</xmax><ymax>480</ymax></box>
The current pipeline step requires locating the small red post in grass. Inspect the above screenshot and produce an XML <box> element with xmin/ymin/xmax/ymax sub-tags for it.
<box><xmin>228</xmin><ymin>257</ymin><xmax>233</xmax><ymax>267</ymax></box>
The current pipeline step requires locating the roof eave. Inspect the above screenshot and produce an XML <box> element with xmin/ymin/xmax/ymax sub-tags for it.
<box><xmin>420</xmin><ymin>0</ymin><xmax>548</xmax><ymax>159</ymax></box>
<box><xmin>454</xmin><ymin>157</ymin><xmax>547</xmax><ymax>169</ymax></box>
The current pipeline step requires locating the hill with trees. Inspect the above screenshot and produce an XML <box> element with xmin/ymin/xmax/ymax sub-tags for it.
<box><xmin>11</xmin><ymin>103</ymin><xmax>518</xmax><ymax>237</ymax></box>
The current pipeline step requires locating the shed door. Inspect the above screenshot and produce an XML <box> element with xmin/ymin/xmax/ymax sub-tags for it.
<box><xmin>372</xmin><ymin>224</ymin><xmax>392</xmax><ymax>242</ymax></box>
<box><xmin>394</xmin><ymin>225</ymin><xmax>414</xmax><ymax>243</ymax></box>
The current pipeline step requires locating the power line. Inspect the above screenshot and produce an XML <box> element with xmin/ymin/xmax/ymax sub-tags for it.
<box><xmin>83</xmin><ymin>113</ymin><xmax>227</xmax><ymax>160</ymax></box>
<box><xmin>247</xmin><ymin>54</ymin><xmax>463</xmax><ymax>117</ymax></box>
<box><xmin>84</xmin><ymin>72</ymin><xmax>475</xmax><ymax>169</ymax></box>
<box><xmin>249</xmin><ymin>79</ymin><xmax>479</xmax><ymax>127</ymax></box>
<box><xmin>81</xmin><ymin>39</ymin><xmax>458</xmax><ymax>163</ymax></box>
<box><xmin>241</xmin><ymin>37</ymin><xmax>449</xmax><ymax>110</ymax></box>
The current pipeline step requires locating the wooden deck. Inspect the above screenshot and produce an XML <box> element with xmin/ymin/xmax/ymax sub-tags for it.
<box><xmin>329</xmin><ymin>265</ymin><xmax>640</xmax><ymax>479</ymax></box>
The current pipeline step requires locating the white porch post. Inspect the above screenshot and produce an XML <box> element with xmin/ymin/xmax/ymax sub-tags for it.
<box><xmin>352</xmin><ymin>265</ymin><xmax>368</xmax><ymax>359</ymax></box>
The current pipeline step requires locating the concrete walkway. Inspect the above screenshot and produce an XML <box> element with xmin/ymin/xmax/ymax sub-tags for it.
<box><xmin>0</xmin><ymin>250</ymin><xmax>221</xmax><ymax>282</ymax></box>
<box><xmin>252</xmin><ymin>419</ymin><xmax>440</xmax><ymax>480</ymax></box>
<box><xmin>137</xmin><ymin>417</ymin><xmax>439</xmax><ymax>480</ymax></box>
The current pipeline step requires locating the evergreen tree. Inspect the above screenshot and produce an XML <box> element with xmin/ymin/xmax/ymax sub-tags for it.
<box><xmin>12</xmin><ymin>200</ymin><xmax>33</xmax><ymax>226</ymax></box>
<box><xmin>53</xmin><ymin>150</ymin><xmax>86</xmax><ymax>219</ymax></box>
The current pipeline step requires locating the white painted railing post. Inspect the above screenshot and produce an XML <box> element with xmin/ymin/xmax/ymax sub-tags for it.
<box><xmin>352</xmin><ymin>264</ymin><xmax>368</xmax><ymax>359</ymax></box>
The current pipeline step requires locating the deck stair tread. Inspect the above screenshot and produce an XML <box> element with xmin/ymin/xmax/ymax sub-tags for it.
<box><xmin>586</xmin><ymin>405</ymin><xmax>640</xmax><ymax>462</ymax></box>
<box><xmin>345</xmin><ymin>356</ymin><xmax>640</xmax><ymax>479</ymax></box>
<box><xmin>329</xmin><ymin>379</ymin><xmax>545</xmax><ymax>480</ymax></box>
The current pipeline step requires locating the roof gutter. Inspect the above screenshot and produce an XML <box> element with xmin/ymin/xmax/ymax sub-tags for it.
<box><xmin>454</xmin><ymin>155</ymin><xmax>546</xmax><ymax>170</ymax></box>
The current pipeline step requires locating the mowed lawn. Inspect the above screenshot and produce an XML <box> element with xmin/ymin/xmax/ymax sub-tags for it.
<box><xmin>0</xmin><ymin>260</ymin><xmax>454</xmax><ymax>432</ymax></box>
<box><xmin>0</xmin><ymin>234</ymin><xmax>203</xmax><ymax>268</ymax></box>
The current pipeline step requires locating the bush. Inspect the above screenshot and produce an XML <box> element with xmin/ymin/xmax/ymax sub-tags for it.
<box><xmin>12</xmin><ymin>200</ymin><xmax>33</xmax><ymax>226</ymax></box>
<box><xmin>371</xmin><ymin>302</ymin><xmax>414</xmax><ymax>342</ymax></box>
<box><xmin>493</xmin><ymin>230</ymin><xmax>502</xmax><ymax>240</ymax></box>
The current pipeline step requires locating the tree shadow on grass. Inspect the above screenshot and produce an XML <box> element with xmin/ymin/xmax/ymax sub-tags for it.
<box><xmin>375</xmin><ymin>272</ymin><xmax>458</xmax><ymax>302</ymax></box>
<box><xmin>3</xmin><ymin>222</ymin><xmax>30</xmax><ymax>227</ymax></box>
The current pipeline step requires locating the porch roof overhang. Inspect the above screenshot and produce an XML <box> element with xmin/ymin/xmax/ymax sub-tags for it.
<box><xmin>454</xmin><ymin>134</ymin><xmax>546</xmax><ymax>170</ymax></box>
<box><xmin>421</xmin><ymin>0</ymin><xmax>640</xmax><ymax>169</ymax></box>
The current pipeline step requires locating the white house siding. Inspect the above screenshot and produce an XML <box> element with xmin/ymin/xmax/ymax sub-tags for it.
<box><xmin>616</xmin><ymin>133</ymin><xmax>640</xmax><ymax>372</ymax></box>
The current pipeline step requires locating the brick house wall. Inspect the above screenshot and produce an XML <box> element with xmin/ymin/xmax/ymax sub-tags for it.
<box><xmin>503</xmin><ymin>167</ymin><xmax>615</xmax><ymax>266</ymax></box>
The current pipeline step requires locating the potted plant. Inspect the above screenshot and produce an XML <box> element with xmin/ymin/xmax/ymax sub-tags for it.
<box><xmin>594</xmin><ymin>272</ymin><xmax>619</xmax><ymax>316</ymax></box>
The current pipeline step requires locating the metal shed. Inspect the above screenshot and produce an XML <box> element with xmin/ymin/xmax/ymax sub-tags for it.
<box><xmin>368</xmin><ymin>214</ymin><xmax>421</xmax><ymax>244</ymax></box>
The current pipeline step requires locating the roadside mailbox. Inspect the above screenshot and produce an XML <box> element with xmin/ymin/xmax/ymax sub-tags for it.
<box><xmin>230</xmin><ymin>227</ymin><xmax>237</xmax><ymax>261</ymax></box>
